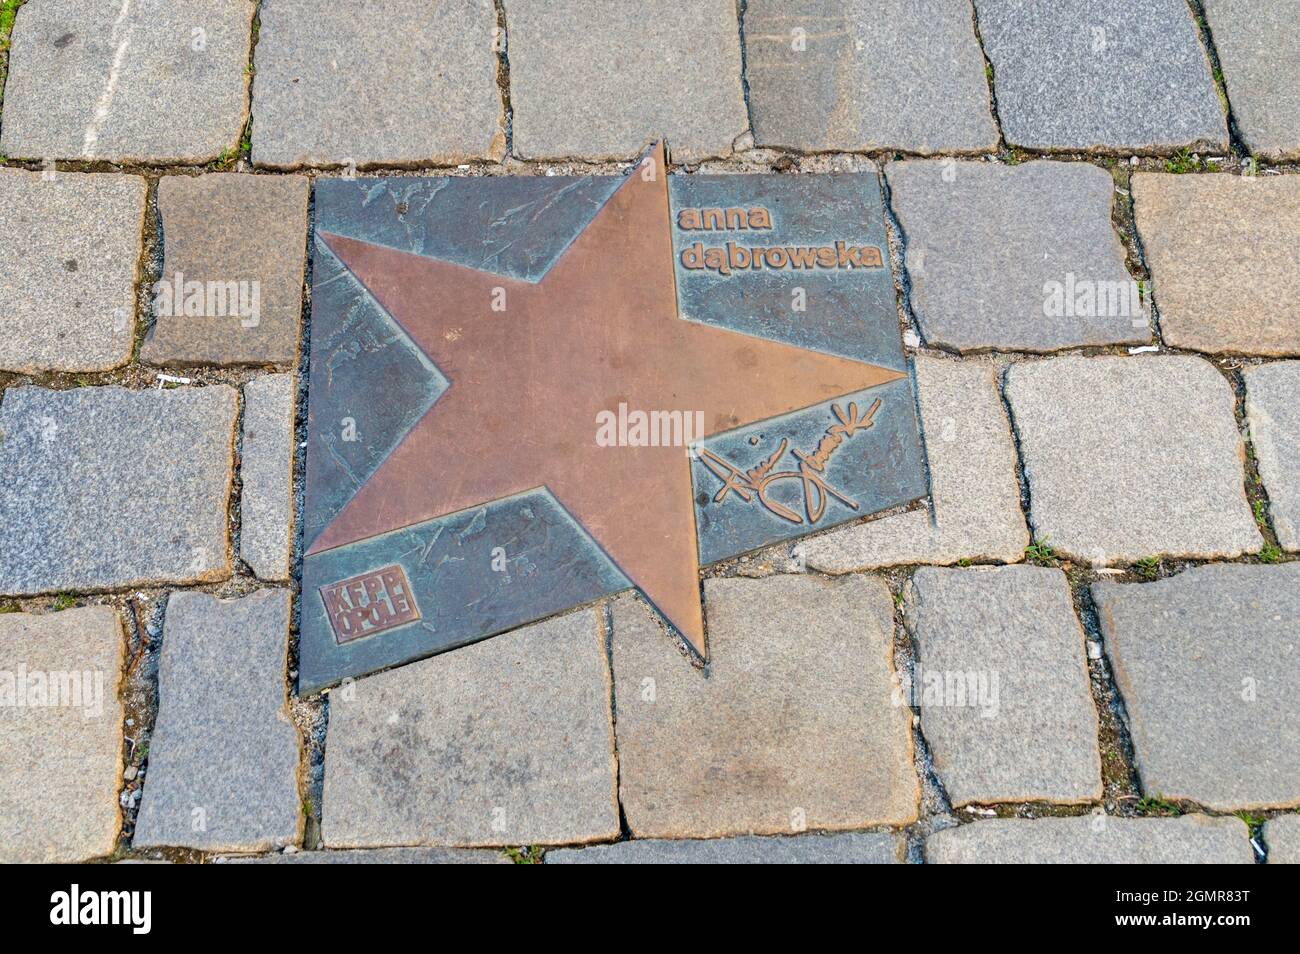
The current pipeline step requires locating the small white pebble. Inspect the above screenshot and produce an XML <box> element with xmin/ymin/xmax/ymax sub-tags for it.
<box><xmin>1128</xmin><ymin>345</ymin><xmax>1159</xmax><ymax>354</ymax></box>
<box><xmin>1087</xmin><ymin>641</ymin><xmax>1103</xmax><ymax>661</ymax></box>
<box><xmin>902</xmin><ymin>330</ymin><xmax>921</xmax><ymax>348</ymax></box>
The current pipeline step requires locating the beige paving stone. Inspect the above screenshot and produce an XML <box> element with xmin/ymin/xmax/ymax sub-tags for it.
<box><xmin>251</xmin><ymin>0</ymin><xmax>503</xmax><ymax>168</ymax></box>
<box><xmin>239</xmin><ymin>374</ymin><xmax>295</xmax><ymax>581</ymax></box>
<box><xmin>142</xmin><ymin>174</ymin><xmax>310</xmax><ymax>366</ymax></box>
<box><xmin>905</xmin><ymin>566</ymin><xmax>1102</xmax><ymax>806</ymax></box>
<box><xmin>1265</xmin><ymin>815</ymin><xmax>1300</xmax><ymax>864</ymax></box>
<box><xmin>0</xmin><ymin>169</ymin><xmax>145</xmax><ymax>373</ymax></box>
<box><xmin>1245</xmin><ymin>361</ymin><xmax>1300</xmax><ymax>551</ymax></box>
<box><xmin>802</xmin><ymin>357</ymin><xmax>1028</xmax><ymax>571</ymax></box>
<box><xmin>0</xmin><ymin>385</ymin><xmax>238</xmax><ymax>595</ymax></box>
<box><xmin>886</xmin><ymin>160</ymin><xmax>1147</xmax><ymax>352</ymax></box>
<box><xmin>547</xmin><ymin>832</ymin><xmax>903</xmax><ymax>864</ymax></box>
<box><xmin>322</xmin><ymin>608</ymin><xmax>619</xmax><ymax>848</ymax></box>
<box><xmin>745</xmin><ymin>0</ymin><xmax>997</xmax><ymax>154</ymax></box>
<box><xmin>1133</xmin><ymin>174</ymin><xmax>1300</xmax><ymax>356</ymax></box>
<box><xmin>974</xmin><ymin>0</ymin><xmax>1227</xmax><ymax>154</ymax></box>
<box><xmin>134</xmin><ymin>590</ymin><xmax>300</xmax><ymax>852</ymax></box>
<box><xmin>222</xmin><ymin>847</ymin><xmax>508</xmax><ymax>864</ymax></box>
<box><xmin>1005</xmin><ymin>356</ymin><xmax>1260</xmax><ymax>564</ymax></box>
<box><xmin>926</xmin><ymin>815</ymin><xmax>1254</xmax><ymax>863</ymax></box>
<box><xmin>612</xmin><ymin>575</ymin><xmax>917</xmax><ymax>838</ymax></box>
<box><xmin>505</xmin><ymin>0</ymin><xmax>748</xmax><ymax>162</ymax></box>
<box><xmin>0</xmin><ymin>607</ymin><xmax>124</xmax><ymax>863</ymax></box>
<box><xmin>0</xmin><ymin>0</ymin><xmax>254</xmax><ymax>163</ymax></box>
<box><xmin>1093</xmin><ymin>564</ymin><xmax>1300</xmax><ymax>811</ymax></box>
<box><xmin>1203</xmin><ymin>0</ymin><xmax>1300</xmax><ymax>161</ymax></box>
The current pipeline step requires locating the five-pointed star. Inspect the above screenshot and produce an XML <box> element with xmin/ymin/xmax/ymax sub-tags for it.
<box><xmin>310</xmin><ymin>143</ymin><xmax>903</xmax><ymax>657</ymax></box>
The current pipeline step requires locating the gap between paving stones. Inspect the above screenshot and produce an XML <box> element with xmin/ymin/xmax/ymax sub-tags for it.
<box><xmin>1</xmin><ymin>0</ymin><xmax>1296</xmax><ymax>863</ymax></box>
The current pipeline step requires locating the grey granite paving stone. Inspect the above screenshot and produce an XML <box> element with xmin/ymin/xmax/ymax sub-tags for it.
<box><xmin>1092</xmin><ymin>564</ymin><xmax>1300</xmax><ymax>811</ymax></box>
<box><xmin>1203</xmin><ymin>0</ymin><xmax>1300</xmax><ymax>161</ymax></box>
<box><xmin>886</xmin><ymin>160</ymin><xmax>1146</xmax><ymax>352</ymax></box>
<box><xmin>0</xmin><ymin>0</ymin><xmax>254</xmax><ymax>163</ymax></box>
<box><xmin>745</xmin><ymin>0</ymin><xmax>997</xmax><ymax>154</ymax></box>
<box><xmin>251</xmin><ymin>0</ymin><xmax>503</xmax><ymax>169</ymax></box>
<box><xmin>1133</xmin><ymin>174</ymin><xmax>1300</xmax><ymax>356</ymax></box>
<box><xmin>547</xmin><ymin>832</ymin><xmax>902</xmax><ymax>864</ymax></box>
<box><xmin>142</xmin><ymin>174</ymin><xmax>310</xmax><ymax>366</ymax></box>
<box><xmin>1266</xmin><ymin>815</ymin><xmax>1300</xmax><ymax>864</ymax></box>
<box><xmin>904</xmin><ymin>567</ymin><xmax>1102</xmax><ymax>806</ymax></box>
<box><xmin>802</xmin><ymin>357</ymin><xmax>1028</xmax><ymax>570</ymax></box>
<box><xmin>0</xmin><ymin>385</ymin><xmax>238</xmax><ymax>596</ymax></box>
<box><xmin>612</xmin><ymin>576</ymin><xmax>917</xmax><ymax>839</ymax></box>
<box><xmin>321</xmin><ymin>607</ymin><xmax>619</xmax><ymax>848</ymax></box>
<box><xmin>0</xmin><ymin>169</ymin><xmax>145</xmax><ymax>373</ymax></box>
<box><xmin>223</xmin><ymin>847</ymin><xmax>508</xmax><ymax>864</ymax></box>
<box><xmin>239</xmin><ymin>374</ymin><xmax>295</xmax><ymax>581</ymax></box>
<box><xmin>505</xmin><ymin>0</ymin><xmax>748</xmax><ymax>162</ymax></box>
<box><xmin>926</xmin><ymin>815</ymin><xmax>1254</xmax><ymax>864</ymax></box>
<box><xmin>0</xmin><ymin>607</ymin><xmax>125</xmax><ymax>863</ymax></box>
<box><xmin>1246</xmin><ymin>362</ymin><xmax>1300</xmax><ymax>551</ymax></box>
<box><xmin>974</xmin><ymin>0</ymin><xmax>1227</xmax><ymax>153</ymax></box>
<box><xmin>134</xmin><ymin>590</ymin><xmax>300</xmax><ymax>852</ymax></box>
<box><xmin>1005</xmin><ymin>356</ymin><xmax>1261</xmax><ymax>564</ymax></box>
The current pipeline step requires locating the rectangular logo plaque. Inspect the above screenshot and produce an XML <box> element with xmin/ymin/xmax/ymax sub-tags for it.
<box><xmin>298</xmin><ymin>143</ymin><xmax>925</xmax><ymax>692</ymax></box>
<box><xmin>319</xmin><ymin>565</ymin><xmax>422</xmax><ymax>645</ymax></box>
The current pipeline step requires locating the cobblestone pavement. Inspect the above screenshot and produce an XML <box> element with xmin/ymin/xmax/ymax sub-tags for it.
<box><xmin>0</xmin><ymin>0</ymin><xmax>1296</xmax><ymax>865</ymax></box>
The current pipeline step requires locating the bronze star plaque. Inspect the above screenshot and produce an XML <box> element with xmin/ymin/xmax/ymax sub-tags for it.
<box><xmin>300</xmin><ymin>144</ymin><xmax>925</xmax><ymax>692</ymax></box>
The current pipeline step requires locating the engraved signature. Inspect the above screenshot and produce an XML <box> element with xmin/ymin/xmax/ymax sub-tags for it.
<box><xmin>698</xmin><ymin>399</ymin><xmax>882</xmax><ymax>524</ymax></box>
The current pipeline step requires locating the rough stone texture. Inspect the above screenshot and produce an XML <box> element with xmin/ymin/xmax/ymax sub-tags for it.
<box><xmin>0</xmin><ymin>385</ymin><xmax>237</xmax><ymax>596</ymax></box>
<box><xmin>134</xmin><ymin>590</ymin><xmax>300</xmax><ymax>852</ymax></box>
<box><xmin>0</xmin><ymin>169</ymin><xmax>145</xmax><ymax>373</ymax></box>
<box><xmin>1204</xmin><ymin>0</ymin><xmax>1300</xmax><ymax>161</ymax></box>
<box><xmin>927</xmin><ymin>815</ymin><xmax>1254</xmax><ymax>864</ymax></box>
<box><xmin>223</xmin><ymin>848</ymin><xmax>508</xmax><ymax>864</ymax></box>
<box><xmin>239</xmin><ymin>374</ymin><xmax>295</xmax><ymax>581</ymax></box>
<box><xmin>0</xmin><ymin>0</ymin><xmax>254</xmax><ymax>163</ymax></box>
<box><xmin>142</xmin><ymin>174</ymin><xmax>309</xmax><ymax>365</ymax></box>
<box><xmin>1266</xmin><ymin>815</ymin><xmax>1300</xmax><ymax>864</ymax></box>
<box><xmin>974</xmin><ymin>0</ymin><xmax>1227</xmax><ymax>153</ymax></box>
<box><xmin>745</xmin><ymin>0</ymin><xmax>997</xmax><ymax>154</ymax></box>
<box><xmin>1133</xmin><ymin>174</ymin><xmax>1300</xmax><ymax>356</ymax></box>
<box><xmin>803</xmin><ymin>358</ymin><xmax>1028</xmax><ymax>571</ymax></box>
<box><xmin>1093</xmin><ymin>564</ymin><xmax>1300</xmax><ymax>811</ymax></box>
<box><xmin>886</xmin><ymin>160</ymin><xmax>1146</xmax><ymax>352</ymax></box>
<box><xmin>548</xmin><ymin>832</ymin><xmax>902</xmax><ymax>864</ymax></box>
<box><xmin>904</xmin><ymin>567</ymin><xmax>1102</xmax><ymax>806</ymax></box>
<box><xmin>322</xmin><ymin>608</ymin><xmax>618</xmax><ymax>848</ymax></box>
<box><xmin>1246</xmin><ymin>362</ymin><xmax>1300</xmax><ymax>551</ymax></box>
<box><xmin>506</xmin><ymin>0</ymin><xmax>748</xmax><ymax>161</ymax></box>
<box><xmin>251</xmin><ymin>0</ymin><xmax>503</xmax><ymax>169</ymax></box>
<box><xmin>0</xmin><ymin>607</ymin><xmax>124</xmax><ymax>863</ymax></box>
<box><xmin>1005</xmin><ymin>356</ymin><xmax>1260</xmax><ymax>564</ymax></box>
<box><xmin>613</xmin><ymin>576</ymin><xmax>917</xmax><ymax>838</ymax></box>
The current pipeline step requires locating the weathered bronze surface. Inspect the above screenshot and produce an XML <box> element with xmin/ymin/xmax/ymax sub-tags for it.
<box><xmin>300</xmin><ymin>143</ymin><xmax>924</xmax><ymax>691</ymax></box>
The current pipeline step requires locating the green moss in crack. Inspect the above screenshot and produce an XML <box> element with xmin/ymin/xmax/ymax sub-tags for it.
<box><xmin>1025</xmin><ymin>538</ymin><xmax>1058</xmax><ymax>566</ymax></box>
<box><xmin>1136</xmin><ymin>794</ymin><xmax>1182</xmax><ymax>817</ymax></box>
<box><xmin>505</xmin><ymin>845</ymin><xmax>543</xmax><ymax>864</ymax></box>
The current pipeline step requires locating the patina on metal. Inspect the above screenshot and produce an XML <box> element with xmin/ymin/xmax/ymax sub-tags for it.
<box><xmin>300</xmin><ymin>142</ymin><xmax>925</xmax><ymax>692</ymax></box>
